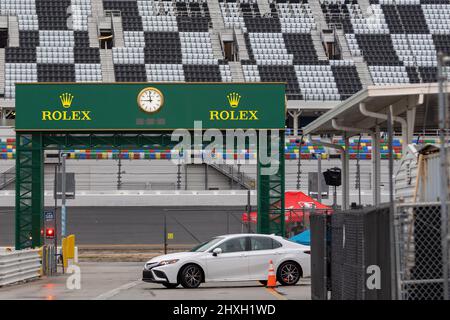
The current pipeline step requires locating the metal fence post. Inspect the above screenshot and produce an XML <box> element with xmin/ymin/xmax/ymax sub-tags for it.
<box><xmin>247</xmin><ymin>190</ymin><xmax>252</xmax><ymax>233</ymax></box>
<box><xmin>394</xmin><ymin>204</ymin><xmax>403</xmax><ymax>300</ymax></box>
<box><xmin>163</xmin><ymin>212</ymin><xmax>167</xmax><ymax>255</ymax></box>
<box><xmin>388</xmin><ymin>107</ymin><xmax>397</xmax><ymax>299</ymax></box>
<box><xmin>61</xmin><ymin>153</ymin><xmax>67</xmax><ymax>238</ymax></box>
<box><xmin>317</xmin><ymin>155</ymin><xmax>322</xmax><ymax>202</ymax></box>
<box><xmin>438</xmin><ymin>52</ymin><xmax>449</xmax><ymax>300</ymax></box>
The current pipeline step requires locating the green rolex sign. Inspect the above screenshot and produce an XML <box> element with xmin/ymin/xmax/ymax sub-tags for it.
<box><xmin>15</xmin><ymin>83</ymin><xmax>286</xmax><ymax>131</ymax></box>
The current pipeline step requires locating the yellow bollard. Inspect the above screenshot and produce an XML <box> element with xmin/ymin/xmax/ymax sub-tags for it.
<box><xmin>38</xmin><ymin>247</ymin><xmax>44</xmax><ymax>276</ymax></box>
<box><xmin>62</xmin><ymin>237</ymin><xmax>68</xmax><ymax>269</ymax></box>
<box><xmin>66</xmin><ymin>235</ymin><xmax>76</xmax><ymax>267</ymax></box>
<box><xmin>62</xmin><ymin>235</ymin><xmax>76</xmax><ymax>269</ymax></box>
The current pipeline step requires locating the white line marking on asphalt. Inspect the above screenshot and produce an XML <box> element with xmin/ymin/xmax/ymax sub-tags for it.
<box><xmin>93</xmin><ymin>280</ymin><xmax>141</xmax><ymax>300</ymax></box>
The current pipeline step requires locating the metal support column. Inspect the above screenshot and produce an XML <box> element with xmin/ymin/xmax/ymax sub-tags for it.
<box><xmin>288</xmin><ymin>110</ymin><xmax>301</xmax><ymax>136</ymax></box>
<box><xmin>438</xmin><ymin>52</ymin><xmax>449</xmax><ymax>300</ymax></box>
<box><xmin>317</xmin><ymin>155</ymin><xmax>322</xmax><ymax>202</ymax></box>
<box><xmin>184</xmin><ymin>163</ymin><xmax>188</xmax><ymax>190</ymax></box>
<box><xmin>177</xmin><ymin>163</ymin><xmax>181</xmax><ymax>190</ymax></box>
<box><xmin>61</xmin><ymin>154</ymin><xmax>67</xmax><ymax>238</ymax></box>
<box><xmin>257</xmin><ymin>131</ymin><xmax>285</xmax><ymax>236</ymax></box>
<box><xmin>15</xmin><ymin>133</ymin><xmax>44</xmax><ymax>249</ymax></box>
<box><xmin>406</xmin><ymin>107</ymin><xmax>416</xmax><ymax>147</ymax></box>
<box><xmin>342</xmin><ymin>134</ymin><xmax>350</xmax><ymax>210</ymax></box>
<box><xmin>205</xmin><ymin>163</ymin><xmax>208</xmax><ymax>190</ymax></box>
<box><xmin>371</xmin><ymin>126</ymin><xmax>381</xmax><ymax>206</ymax></box>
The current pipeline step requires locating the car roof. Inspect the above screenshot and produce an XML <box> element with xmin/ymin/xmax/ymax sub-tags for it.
<box><xmin>217</xmin><ymin>234</ymin><xmax>280</xmax><ymax>239</ymax></box>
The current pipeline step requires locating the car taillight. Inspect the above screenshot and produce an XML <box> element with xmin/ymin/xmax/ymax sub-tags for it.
<box><xmin>304</xmin><ymin>250</ymin><xmax>311</xmax><ymax>255</ymax></box>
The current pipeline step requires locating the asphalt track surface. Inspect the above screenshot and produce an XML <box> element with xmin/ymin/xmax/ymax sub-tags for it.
<box><xmin>0</xmin><ymin>262</ymin><xmax>311</xmax><ymax>300</ymax></box>
<box><xmin>0</xmin><ymin>206</ymin><xmax>249</xmax><ymax>246</ymax></box>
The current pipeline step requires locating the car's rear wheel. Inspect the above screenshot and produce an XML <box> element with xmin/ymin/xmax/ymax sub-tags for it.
<box><xmin>277</xmin><ymin>261</ymin><xmax>301</xmax><ymax>286</ymax></box>
<box><xmin>180</xmin><ymin>264</ymin><xmax>203</xmax><ymax>288</ymax></box>
<box><xmin>162</xmin><ymin>283</ymin><xmax>179</xmax><ymax>289</ymax></box>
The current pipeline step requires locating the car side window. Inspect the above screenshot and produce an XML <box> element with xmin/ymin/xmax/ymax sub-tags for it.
<box><xmin>272</xmin><ymin>239</ymin><xmax>282</xmax><ymax>249</ymax></box>
<box><xmin>250</xmin><ymin>237</ymin><xmax>274</xmax><ymax>251</ymax></box>
<box><xmin>216</xmin><ymin>237</ymin><xmax>247</xmax><ymax>253</ymax></box>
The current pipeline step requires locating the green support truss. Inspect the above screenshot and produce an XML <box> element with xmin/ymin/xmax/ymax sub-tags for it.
<box><xmin>257</xmin><ymin>132</ymin><xmax>285</xmax><ymax>236</ymax></box>
<box><xmin>15</xmin><ymin>133</ymin><xmax>44</xmax><ymax>249</ymax></box>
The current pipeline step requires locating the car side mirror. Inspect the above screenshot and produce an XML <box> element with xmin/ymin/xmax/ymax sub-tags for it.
<box><xmin>212</xmin><ymin>247</ymin><xmax>222</xmax><ymax>256</ymax></box>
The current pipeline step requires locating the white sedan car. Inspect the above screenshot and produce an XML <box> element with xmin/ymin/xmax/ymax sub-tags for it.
<box><xmin>142</xmin><ymin>233</ymin><xmax>310</xmax><ymax>288</ymax></box>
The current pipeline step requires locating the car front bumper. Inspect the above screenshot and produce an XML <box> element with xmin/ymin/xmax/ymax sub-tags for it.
<box><xmin>142</xmin><ymin>263</ymin><xmax>179</xmax><ymax>284</ymax></box>
<box><xmin>142</xmin><ymin>270</ymin><xmax>169</xmax><ymax>283</ymax></box>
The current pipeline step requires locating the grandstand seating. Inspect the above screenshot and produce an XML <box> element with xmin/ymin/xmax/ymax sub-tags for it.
<box><xmin>284</xmin><ymin>136</ymin><xmax>407</xmax><ymax>160</ymax></box>
<box><xmin>3</xmin><ymin>135</ymin><xmax>440</xmax><ymax>161</ymax></box>
<box><xmin>1</xmin><ymin>0</ymin><xmax>101</xmax><ymax>97</ymax></box>
<box><xmin>235</xmin><ymin>0</ymin><xmax>363</xmax><ymax>100</ymax></box>
<box><xmin>105</xmin><ymin>0</ymin><xmax>232</xmax><ymax>82</ymax></box>
<box><xmin>0</xmin><ymin>137</ymin><xmax>15</xmax><ymax>159</ymax></box>
<box><xmin>0</xmin><ymin>0</ymin><xmax>448</xmax><ymax>102</ymax></box>
<box><xmin>338</xmin><ymin>0</ymin><xmax>450</xmax><ymax>85</ymax></box>
<box><xmin>0</xmin><ymin>0</ymin><xmax>449</xmax><ymax>166</ymax></box>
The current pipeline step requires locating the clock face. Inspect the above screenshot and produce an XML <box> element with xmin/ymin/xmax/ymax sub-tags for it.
<box><xmin>137</xmin><ymin>87</ymin><xmax>164</xmax><ymax>113</ymax></box>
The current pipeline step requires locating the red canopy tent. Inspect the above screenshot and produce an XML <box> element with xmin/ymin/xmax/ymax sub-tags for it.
<box><xmin>242</xmin><ymin>191</ymin><xmax>331</xmax><ymax>223</ymax></box>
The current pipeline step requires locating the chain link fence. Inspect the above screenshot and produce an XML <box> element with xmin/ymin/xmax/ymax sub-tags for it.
<box><xmin>311</xmin><ymin>202</ymin><xmax>450</xmax><ymax>300</ymax></box>
<box><xmin>311</xmin><ymin>205</ymin><xmax>392</xmax><ymax>300</ymax></box>
<box><xmin>310</xmin><ymin>212</ymin><xmax>330</xmax><ymax>300</ymax></box>
<box><xmin>395</xmin><ymin>203</ymin><xmax>449</xmax><ymax>300</ymax></box>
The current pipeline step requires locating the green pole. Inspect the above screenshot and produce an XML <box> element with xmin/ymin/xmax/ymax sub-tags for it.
<box><xmin>15</xmin><ymin>133</ymin><xmax>44</xmax><ymax>249</ymax></box>
<box><xmin>257</xmin><ymin>130</ymin><xmax>285</xmax><ymax>236</ymax></box>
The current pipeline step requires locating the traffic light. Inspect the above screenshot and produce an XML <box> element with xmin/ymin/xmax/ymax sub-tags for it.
<box><xmin>45</xmin><ymin>228</ymin><xmax>55</xmax><ymax>239</ymax></box>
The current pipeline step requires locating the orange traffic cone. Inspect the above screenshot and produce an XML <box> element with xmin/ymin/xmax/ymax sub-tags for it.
<box><xmin>266</xmin><ymin>260</ymin><xmax>277</xmax><ymax>288</ymax></box>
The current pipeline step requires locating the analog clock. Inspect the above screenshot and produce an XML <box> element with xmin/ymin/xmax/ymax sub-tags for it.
<box><xmin>137</xmin><ymin>87</ymin><xmax>164</xmax><ymax>113</ymax></box>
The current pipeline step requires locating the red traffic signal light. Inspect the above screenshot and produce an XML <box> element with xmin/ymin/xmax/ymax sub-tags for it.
<box><xmin>45</xmin><ymin>228</ymin><xmax>55</xmax><ymax>239</ymax></box>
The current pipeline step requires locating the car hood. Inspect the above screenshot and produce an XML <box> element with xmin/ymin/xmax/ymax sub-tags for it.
<box><xmin>146</xmin><ymin>251</ymin><xmax>202</xmax><ymax>264</ymax></box>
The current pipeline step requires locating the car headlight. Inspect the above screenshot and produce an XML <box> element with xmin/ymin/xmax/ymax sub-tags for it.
<box><xmin>158</xmin><ymin>259</ymin><xmax>179</xmax><ymax>266</ymax></box>
<box><xmin>144</xmin><ymin>262</ymin><xmax>159</xmax><ymax>270</ymax></box>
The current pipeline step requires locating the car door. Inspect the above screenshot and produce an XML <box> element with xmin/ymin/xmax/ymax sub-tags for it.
<box><xmin>246</xmin><ymin>236</ymin><xmax>283</xmax><ymax>280</ymax></box>
<box><xmin>205</xmin><ymin>236</ymin><xmax>250</xmax><ymax>282</ymax></box>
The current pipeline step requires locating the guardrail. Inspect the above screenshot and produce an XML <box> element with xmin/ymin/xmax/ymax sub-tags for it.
<box><xmin>0</xmin><ymin>248</ymin><xmax>41</xmax><ymax>287</ymax></box>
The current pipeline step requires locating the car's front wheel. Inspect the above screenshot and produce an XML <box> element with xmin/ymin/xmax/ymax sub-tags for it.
<box><xmin>179</xmin><ymin>264</ymin><xmax>203</xmax><ymax>288</ymax></box>
<box><xmin>162</xmin><ymin>283</ymin><xmax>179</xmax><ymax>289</ymax></box>
<box><xmin>277</xmin><ymin>261</ymin><xmax>301</xmax><ymax>286</ymax></box>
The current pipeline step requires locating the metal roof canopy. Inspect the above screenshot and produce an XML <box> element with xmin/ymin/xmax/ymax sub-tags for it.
<box><xmin>302</xmin><ymin>83</ymin><xmax>450</xmax><ymax>209</ymax></box>
<box><xmin>303</xmin><ymin>83</ymin><xmax>450</xmax><ymax>136</ymax></box>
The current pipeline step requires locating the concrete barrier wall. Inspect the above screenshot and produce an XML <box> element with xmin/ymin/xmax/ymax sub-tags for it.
<box><xmin>0</xmin><ymin>190</ymin><xmax>258</xmax><ymax>206</ymax></box>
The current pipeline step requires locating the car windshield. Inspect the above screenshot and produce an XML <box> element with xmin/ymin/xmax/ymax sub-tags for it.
<box><xmin>190</xmin><ymin>237</ymin><xmax>224</xmax><ymax>252</ymax></box>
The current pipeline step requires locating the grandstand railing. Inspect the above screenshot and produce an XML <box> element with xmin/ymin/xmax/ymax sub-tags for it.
<box><xmin>208</xmin><ymin>163</ymin><xmax>256</xmax><ymax>190</ymax></box>
<box><xmin>0</xmin><ymin>166</ymin><xmax>15</xmax><ymax>190</ymax></box>
<box><xmin>104</xmin><ymin>10</ymin><xmax>121</xmax><ymax>18</ymax></box>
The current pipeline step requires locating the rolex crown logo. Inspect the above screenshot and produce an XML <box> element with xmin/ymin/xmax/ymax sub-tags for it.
<box><xmin>60</xmin><ymin>93</ymin><xmax>74</xmax><ymax>108</ymax></box>
<box><xmin>227</xmin><ymin>92</ymin><xmax>241</xmax><ymax>108</ymax></box>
